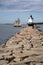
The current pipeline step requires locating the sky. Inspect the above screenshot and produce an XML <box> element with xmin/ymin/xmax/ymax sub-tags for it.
<box><xmin>0</xmin><ymin>0</ymin><xmax>43</xmax><ymax>24</ymax></box>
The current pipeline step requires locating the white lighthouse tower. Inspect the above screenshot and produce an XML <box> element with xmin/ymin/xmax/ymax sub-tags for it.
<box><xmin>27</xmin><ymin>15</ymin><xmax>34</xmax><ymax>28</ymax></box>
<box><xmin>28</xmin><ymin>15</ymin><xmax>33</xmax><ymax>24</ymax></box>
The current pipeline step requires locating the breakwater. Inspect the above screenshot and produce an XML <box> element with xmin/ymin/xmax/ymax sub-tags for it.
<box><xmin>0</xmin><ymin>26</ymin><xmax>43</xmax><ymax>65</ymax></box>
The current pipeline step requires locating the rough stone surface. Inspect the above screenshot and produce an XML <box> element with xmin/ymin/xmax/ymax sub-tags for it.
<box><xmin>0</xmin><ymin>26</ymin><xmax>43</xmax><ymax>65</ymax></box>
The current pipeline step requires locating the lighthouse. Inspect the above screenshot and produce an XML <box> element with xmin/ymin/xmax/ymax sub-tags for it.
<box><xmin>27</xmin><ymin>15</ymin><xmax>34</xmax><ymax>28</ymax></box>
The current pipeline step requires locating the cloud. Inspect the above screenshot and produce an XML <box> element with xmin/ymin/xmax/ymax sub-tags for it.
<box><xmin>0</xmin><ymin>0</ymin><xmax>43</xmax><ymax>13</ymax></box>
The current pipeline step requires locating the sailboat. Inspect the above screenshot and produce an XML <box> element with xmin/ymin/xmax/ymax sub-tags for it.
<box><xmin>14</xmin><ymin>18</ymin><xmax>21</xmax><ymax>27</ymax></box>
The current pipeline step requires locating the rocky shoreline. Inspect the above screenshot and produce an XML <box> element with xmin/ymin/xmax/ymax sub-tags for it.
<box><xmin>0</xmin><ymin>26</ymin><xmax>43</xmax><ymax>65</ymax></box>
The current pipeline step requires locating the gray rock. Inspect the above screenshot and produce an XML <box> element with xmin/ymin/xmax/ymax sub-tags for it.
<box><xmin>0</xmin><ymin>26</ymin><xmax>43</xmax><ymax>65</ymax></box>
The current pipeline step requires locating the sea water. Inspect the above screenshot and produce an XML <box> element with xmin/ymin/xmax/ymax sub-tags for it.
<box><xmin>0</xmin><ymin>24</ymin><xmax>43</xmax><ymax>44</ymax></box>
<box><xmin>0</xmin><ymin>24</ymin><xmax>22</xmax><ymax>44</ymax></box>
